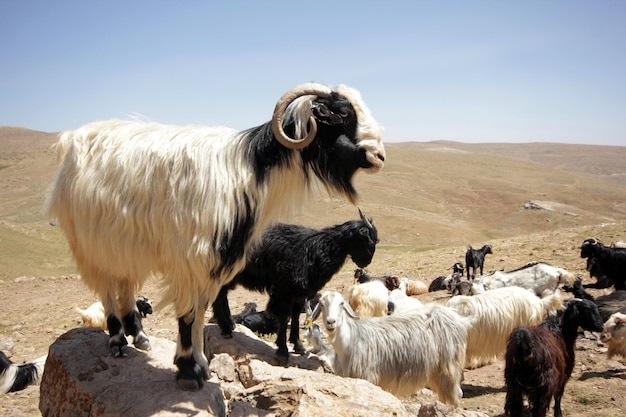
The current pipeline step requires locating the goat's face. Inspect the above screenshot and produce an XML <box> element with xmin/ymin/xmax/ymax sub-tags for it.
<box><xmin>570</xmin><ymin>299</ymin><xmax>604</xmax><ymax>333</ymax></box>
<box><xmin>299</xmin><ymin>87</ymin><xmax>385</xmax><ymax>204</ymax></box>
<box><xmin>600</xmin><ymin>312</ymin><xmax>626</xmax><ymax>345</ymax></box>
<box><xmin>347</xmin><ymin>217</ymin><xmax>378</xmax><ymax>268</ymax></box>
<box><xmin>317</xmin><ymin>85</ymin><xmax>385</xmax><ymax>171</ymax></box>
<box><xmin>315</xmin><ymin>291</ymin><xmax>358</xmax><ymax>336</ymax></box>
<box><xmin>580</xmin><ymin>238</ymin><xmax>598</xmax><ymax>258</ymax></box>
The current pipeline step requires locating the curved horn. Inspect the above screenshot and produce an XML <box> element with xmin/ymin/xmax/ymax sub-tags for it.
<box><xmin>358</xmin><ymin>207</ymin><xmax>374</xmax><ymax>230</ymax></box>
<box><xmin>271</xmin><ymin>83</ymin><xmax>332</xmax><ymax>150</ymax></box>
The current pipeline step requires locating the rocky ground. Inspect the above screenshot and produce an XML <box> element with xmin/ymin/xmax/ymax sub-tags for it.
<box><xmin>1</xmin><ymin>260</ymin><xmax>625</xmax><ymax>417</ymax></box>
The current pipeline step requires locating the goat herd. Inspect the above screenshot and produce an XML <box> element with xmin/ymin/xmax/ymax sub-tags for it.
<box><xmin>299</xmin><ymin>237</ymin><xmax>625</xmax><ymax>417</ymax></box>
<box><xmin>1</xmin><ymin>83</ymin><xmax>625</xmax><ymax>417</ymax></box>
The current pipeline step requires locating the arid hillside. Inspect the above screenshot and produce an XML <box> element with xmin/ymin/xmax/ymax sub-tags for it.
<box><xmin>1</xmin><ymin>127</ymin><xmax>625</xmax><ymax>416</ymax></box>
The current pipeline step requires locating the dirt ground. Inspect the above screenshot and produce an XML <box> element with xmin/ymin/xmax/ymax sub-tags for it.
<box><xmin>1</xmin><ymin>259</ymin><xmax>625</xmax><ymax>417</ymax></box>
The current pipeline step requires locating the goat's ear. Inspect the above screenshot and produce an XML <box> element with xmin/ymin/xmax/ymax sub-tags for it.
<box><xmin>311</xmin><ymin>303</ymin><xmax>321</xmax><ymax>321</ymax></box>
<box><xmin>305</xmin><ymin>299</ymin><xmax>313</xmax><ymax>319</ymax></box>
<box><xmin>343</xmin><ymin>302</ymin><xmax>360</xmax><ymax>320</ymax></box>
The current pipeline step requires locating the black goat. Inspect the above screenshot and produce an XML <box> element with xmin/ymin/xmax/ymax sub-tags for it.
<box><xmin>354</xmin><ymin>268</ymin><xmax>400</xmax><ymax>290</ymax></box>
<box><xmin>584</xmin><ymin>256</ymin><xmax>613</xmax><ymax>288</ymax></box>
<box><xmin>581</xmin><ymin>238</ymin><xmax>626</xmax><ymax>290</ymax></box>
<box><xmin>465</xmin><ymin>244</ymin><xmax>492</xmax><ymax>279</ymax></box>
<box><xmin>428</xmin><ymin>262</ymin><xmax>464</xmax><ymax>292</ymax></box>
<box><xmin>212</xmin><ymin>209</ymin><xmax>378</xmax><ymax>361</ymax></box>
<box><xmin>504</xmin><ymin>298</ymin><xmax>604</xmax><ymax>417</ymax></box>
<box><xmin>1</xmin><ymin>351</ymin><xmax>46</xmax><ymax>394</ymax></box>
<box><xmin>566</xmin><ymin>279</ymin><xmax>626</xmax><ymax>322</ymax></box>
<box><xmin>231</xmin><ymin>302</ymin><xmax>278</xmax><ymax>336</ymax></box>
<box><xmin>451</xmin><ymin>261</ymin><xmax>464</xmax><ymax>275</ymax></box>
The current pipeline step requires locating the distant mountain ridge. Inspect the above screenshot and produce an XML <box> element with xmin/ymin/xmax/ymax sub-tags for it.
<box><xmin>1</xmin><ymin>126</ymin><xmax>625</xmax><ymax>279</ymax></box>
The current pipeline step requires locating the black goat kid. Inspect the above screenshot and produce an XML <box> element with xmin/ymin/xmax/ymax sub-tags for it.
<box><xmin>504</xmin><ymin>299</ymin><xmax>604</xmax><ymax>417</ymax></box>
<box><xmin>212</xmin><ymin>209</ymin><xmax>378</xmax><ymax>361</ymax></box>
<box><xmin>465</xmin><ymin>244</ymin><xmax>492</xmax><ymax>279</ymax></box>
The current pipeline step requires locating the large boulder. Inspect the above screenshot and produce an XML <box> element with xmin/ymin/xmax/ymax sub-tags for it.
<box><xmin>39</xmin><ymin>325</ymin><xmax>412</xmax><ymax>416</ymax></box>
<box><xmin>39</xmin><ymin>327</ymin><xmax>225</xmax><ymax>417</ymax></box>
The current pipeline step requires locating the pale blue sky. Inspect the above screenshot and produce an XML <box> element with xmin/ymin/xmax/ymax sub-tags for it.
<box><xmin>1</xmin><ymin>1</ymin><xmax>625</xmax><ymax>145</ymax></box>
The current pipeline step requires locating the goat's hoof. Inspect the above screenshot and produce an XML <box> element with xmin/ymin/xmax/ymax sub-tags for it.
<box><xmin>176</xmin><ymin>377</ymin><xmax>203</xmax><ymax>391</ymax></box>
<box><xmin>175</xmin><ymin>357</ymin><xmax>208</xmax><ymax>391</ymax></box>
<box><xmin>275</xmin><ymin>351</ymin><xmax>289</xmax><ymax>364</ymax></box>
<box><xmin>293</xmin><ymin>341</ymin><xmax>306</xmax><ymax>354</ymax></box>
<box><xmin>134</xmin><ymin>337</ymin><xmax>151</xmax><ymax>351</ymax></box>
<box><xmin>111</xmin><ymin>346</ymin><xmax>127</xmax><ymax>358</ymax></box>
<box><xmin>109</xmin><ymin>334</ymin><xmax>128</xmax><ymax>357</ymax></box>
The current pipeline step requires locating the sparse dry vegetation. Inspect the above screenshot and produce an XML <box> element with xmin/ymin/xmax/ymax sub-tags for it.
<box><xmin>1</xmin><ymin>128</ymin><xmax>625</xmax><ymax>416</ymax></box>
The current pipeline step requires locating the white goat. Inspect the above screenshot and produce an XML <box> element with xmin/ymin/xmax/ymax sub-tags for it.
<box><xmin>76</xmin><ymin>298</ymin><xmax>153</xmax><ymax>331</ymax></box>
<box><xmin>312</xmin><ymin>290</ymin><xmax>469</xmax><ymax>405</ymax></box>
<box><xmin>388</xmin><ymin>279</ymin><xmax>423</xmax><ymax>314</ymax></box>
<box><xmin>470</xmin><ymin>262</ymin><xmax>576</xmax><ymax>297</ymax></box>
<box><xmin>401</xmin><ymin>277</ymin><xmax>428</xmax><ymax>296</ymax></box>
<box><xmin>601</xmin><ymin>311</ymin><xmax>626</xmax><ymax>359</ymax></box>
<box><xmin>447</xmin><ymin>286</ymin><xmax>563</xmax><ymax>369</ymax></box>
<box><xmin>75</xmin><ymin>301</ymin><xmax>107</xmax><ymax>330</ymax></box>
<box><xmin>348</xmin><ymin>280</ymin><xmax>389</xmax><ymax>317</ymax></box>
<box><xmin>303</xmin><ymin>321</ymin><xmax>335</xmax><ymax>373</ymax></box>
<box><xmin>45</xmin><ymin>83</ymin><xmax>385</xmax><ymax>390</ymax></box>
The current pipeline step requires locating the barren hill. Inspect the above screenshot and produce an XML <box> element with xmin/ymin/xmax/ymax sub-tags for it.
<box><xmin>1</xmin><ymin>126</ymin><xmax>625</xmax><ymax>280</ymax></box>
<box><xmin>1</xmin><ymin>126</ymin><xmax>625</xmax><ymax>417</ymax></box>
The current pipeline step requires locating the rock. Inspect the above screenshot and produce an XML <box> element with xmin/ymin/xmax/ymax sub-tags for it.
<box><xmin>39</xmin><ymin>327</ymin><xmax>225</xmax><ymax>417</ymax></box>
<box><xmin>40</xmin><ymin>325</ymin><xmax>413</xmax><ymax>417</ymax></box>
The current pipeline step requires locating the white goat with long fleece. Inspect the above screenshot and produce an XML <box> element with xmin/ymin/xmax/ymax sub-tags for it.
<box><xmin>470</xmin><ymin>261</ymin><xmax>576</xmax><ymax>297</ymax></box>
<box><xmin>347</xmin><ymin>280</ymin><xmax>389</xmax><ymax>317</ymax></box>
<box><xmin>45</xmin><ymin>83</ymin><xmax>385</xmax><ymax>391</ymax></box>
<box><xmin>447</xmin><ymin>286</ymin><xmax>563</xmax><ymax>369</ymax></box>
<box><xmin>312</xmin><ymin>290</ymin><xmax>469</xmax><ymax>405</ymax></box>
<box><xmin>387</xmin><ymin>277</ymin><xmax>424</xmax><ymax>314</ymax></box>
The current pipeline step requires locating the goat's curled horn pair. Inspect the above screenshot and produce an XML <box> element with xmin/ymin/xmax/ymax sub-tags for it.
<box><xmin>272</xmin><ymin>83</ymin><xmax>333</xmax><ymax>150</ymax></box>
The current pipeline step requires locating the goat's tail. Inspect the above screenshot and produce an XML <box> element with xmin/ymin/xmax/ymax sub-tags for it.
<box><xmin>0</xmin><ymin>352</ymin><xmax>46</xmax><ymax>394</ymax></box>
<box><xmin>541</xmin><ymin>290</ymin><xmax>564</xmax><ymax>316</ymax></box>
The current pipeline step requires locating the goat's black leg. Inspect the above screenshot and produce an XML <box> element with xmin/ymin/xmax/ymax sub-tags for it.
<box><xmin>107</xmin><ymin>313</ymin><xmax>128</xmax><ymax>357</ymax></box>
<box><xmin>553</xmin><ymin>390</ymin><xmax>564</xmax><ymax>417</ymax></box>
<box><xmin>174</xmin><ymin>314</ymin><xmax>208</xmax><ymax>391</ymax></box>
<box><xmin>274</xmin><ymin>314</ymin><xmax>290</xmax><ymax>362</ymax></box>
<box><xmin>117</xmin><ymin>288</ymin><xmax>151</xmax><ymax>351</ymax></box>
<box><xmin>289</xmin><ymin>302</ymin><xmax>306</xmax><ymax>354</ymax></box>
<box><xmin>267</xmin><ymin>297</ymin><xmax>291</xmax><ymax>361</ymax></box>
<box><xmin>529</xmin><ymin>391</ymin><xmax>550</xmax><ymax>417</ymax></box>
<box><xmin>122</xmin><ymin>309</ymin><xmax>151</xmax><ymax>351</ymax></box>
<box><xmin>504</xmin><ymin>388</ymin><xmax>524</xmax><ymax>417</ymax></box>
<box><xmin>212</xmin><ymin>286</ymin><xmax>235</xmax><ymax>338</ymax></box>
